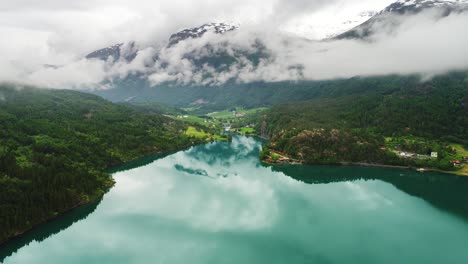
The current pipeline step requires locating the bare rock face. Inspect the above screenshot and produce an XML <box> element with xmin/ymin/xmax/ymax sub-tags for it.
<box><xmin>86</xmin><ymin>42</ymin><xmax>138</xmax><ymax>62</ymax></box>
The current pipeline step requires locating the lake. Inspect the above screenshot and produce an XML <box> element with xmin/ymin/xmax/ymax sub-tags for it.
<box><xmin>2</xmin><ymin>136</ymin><xmax>468</xmax><ymax>263</ymax></box>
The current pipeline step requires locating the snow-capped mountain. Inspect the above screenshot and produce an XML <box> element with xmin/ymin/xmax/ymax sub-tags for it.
<box><xmin>85</xmin><ymin>22</ymin><xmax>267</xmax><ymax>89</ymax></box>
<box><xmin>384</xmin><ymin>0</ymin><xmax>468</xmax><ymax>14</ymax></box>
<box><xmin>86</xmin><ymin>43</ymin><xmax>123</xmax><ymax>60</ymax></box>
<box><xmin>83</xmin><ymin>0</ymin><xmax>467</xmax><ymax>90</ymax></box>
<box><xmin>86</xmin><ymin>42</ymin><xmax>138</xmax><ymax>62</ymax></box>
<box><xmin>167</xmin><ymin>22</ymin><xmax>238</xmax><ymax>47</ymax></box>
<box><xmin>282</xmin><ymin>0</ymin><xmax>396</xmax><ymax>40</ymax></box>
<box><xmin>285</xmin><ymin>10</ymin><xmax>379</xmax><ymax>40</ymax></box>
<box><xmin>86</xmin><ymin>23</ymin><xmax>238</xmax><ymax>62</ymax></box>
<box><xmin>336</xmin><ymin>0</ymin><xmax>468</xmax><ymax>39</ymax></box>
<box><xmin>87</xmin><ymin>0</ymin><xmax>468</xmax><ymax>62</ymax></box>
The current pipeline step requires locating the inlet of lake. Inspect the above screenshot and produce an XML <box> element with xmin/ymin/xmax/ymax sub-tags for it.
<box><xmin>2</xmin><ymin>136</ymin><xmax>468</xmax><ymax>263</ymax></box>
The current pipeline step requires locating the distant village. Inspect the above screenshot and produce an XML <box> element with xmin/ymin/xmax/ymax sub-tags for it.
<box><xmin>173</xmin><ymin>107</ymin><xmax>262</xmax><ymax>140</ymax></box>
<box><xmin>394</xmin><ymin>150</ymin><xmax>467</xmax><ymax>167</ymax></box>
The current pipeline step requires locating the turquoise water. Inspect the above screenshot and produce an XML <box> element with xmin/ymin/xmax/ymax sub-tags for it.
<box><xmin>2</xmin><ymin>136</ymin><xmax>468</xmax><ymax>263</ymax></box>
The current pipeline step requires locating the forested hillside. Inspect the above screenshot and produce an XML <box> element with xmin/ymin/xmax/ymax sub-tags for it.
<box><xmin>1</xmin><ymin>71</ymin><xmax>467</xmax><ymax>243</ymax></box>
<box><xmin>262</xmin><ymin>72</ymin><xmax>468</xmax><ymax>170</ymax></box>
<box><xmin>94</xmin><ymin>72</ymin><xmax>468</xmax><ymax>115</ymax></box>
<box><xmin>0</xmin><ymin>85</ymin><xmax>199</xmax><ymax>243</ymax></box>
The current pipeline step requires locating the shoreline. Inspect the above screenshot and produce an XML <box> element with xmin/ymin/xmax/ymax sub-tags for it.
<box><xmin>2</xmin><ymin>137</ymin><xmax>466</xmax><ymax>248</ymax></box>
<box><xmin>262</xmin><ymin>146</ymin><xmax>467</xmax><ymax>177</ymax></box>
<box><xmin>0</xmin><ymin>195</ymin><xmax>104</xmax><ymax>248</ymax></box>
<box><xmin>340</xmin><ymin>162</ymin><xmax>468</xmax><ymax>176</ymax></box>
<box><xmin>262</xmin><ymin>159</ymin><xmax>467</xmax><ymax>177</ymax></box>
<box><xmin>339</xmin><ymin>162</ymin><xmax>410</xmax><ymax>170</ymax></box>
<box><xmin>0</xmin><ymin>141</ymin><xmax>203</xmax><ymax>248</ymax></box>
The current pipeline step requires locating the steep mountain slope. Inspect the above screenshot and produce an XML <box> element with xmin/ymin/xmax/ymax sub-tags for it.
<box><xmin>264</xmin><ymin>72</ymin><xmax>468</xmax><ymax>142</ymax></box>
<box><xmin>86</xmin><ymin>43</ymin><xmax>124</xmax><ymax>60</ymax></box>
<box><xmin>302</xmin><ymin>10</ymin><xmax>378</xmax><ymax>39</ymax></box>
<box><xmin>82</xmin><ymin>4</ymin><xmax>467</xmax><ymax>110</ymax></box>
<box><xmin>385</xmin><ymin>0</ymin><xmax>467</xmax><ymax>14</ymax></box>
<box><xmin>336</xmin><ymin>0</ymin><xmax>468</xmax><ymax>39</ymax></box>
<box><xmin>86</xmin><ymin>22</ymin><xmax>272</xmax><ymax>104</ymax></box>
<box><xmin>261</xmin><ymin>71</ymin><xmax>468</xmax><ymax>170</ymax></box>
<box><xmin>86</xmin><ymin>22</ymin><xmax>238</xmax><ymax>63</ymax></box>
<box><xmin>93</xmin><ymin>71</ymin><xmax>468</xmax><ymax>117</ymax></box>
<box><xmin>167</xmin><ymin>22</ymin><xmax>237</xmax><ymax>47</ymax></box>
<box><xmin>85</xmin><ymin>42</ymin><xmax>138</xmax><ymax>62</ymax></box>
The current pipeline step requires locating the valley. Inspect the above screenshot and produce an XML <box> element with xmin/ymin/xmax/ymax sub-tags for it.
<box><xmin>2</xmin><ymin>0</ymin><xmax>468</xmax><ymax>262</ymax></box>
<box><xmin>1</xmin><ymin>69</ymin><xmax>467</xmax><ymax>248</ymax></box>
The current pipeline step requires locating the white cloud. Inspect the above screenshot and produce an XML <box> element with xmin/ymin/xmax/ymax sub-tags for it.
<box><xmin>142</xmin><ymin>9</ymin><xmax>468</xmax><ymax>86</ymax></box>
<box><xmin>1</xmin><ymin>1</ymin><xmax>468</xmax><ymax>88</ymax></box>
<box><xmin>26</xmin><ymin>59</ymin><xmax>109</xmax><ymax>89</ymax></box>
<box><xmin>297</xmin><ymin>9</ymin><xmax>468</xmax><ymax>79</ymax></box>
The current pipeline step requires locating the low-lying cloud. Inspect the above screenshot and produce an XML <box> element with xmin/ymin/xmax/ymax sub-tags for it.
<box><xmin>146</xmin><ymin>9</ymin><xmax>468</xmax><ymax>86</ymax></box>
<box><xmin>1</xmin><ymin>1</ymin><xmax>468</xmax><ymax>89</ymax></box>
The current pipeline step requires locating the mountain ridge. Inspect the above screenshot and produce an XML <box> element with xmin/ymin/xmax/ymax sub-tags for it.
<box><xmin>336</xmin><ymin>0</ymin><xmax>468</xmax><ymax>39</ymax></box>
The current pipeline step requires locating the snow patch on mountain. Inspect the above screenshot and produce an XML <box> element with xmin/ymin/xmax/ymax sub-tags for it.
<box><xmin>384</xmin><ymin>0</ymin><xmax>468</xmax><ymax>12</ymax></box>
<box><xmin>168</xmin><ymin>22</ymin><xmax>238</xmax><ymax>47</ymax></box>
<box><xmin>86</xmin><ymin>44</ymin><xmax>123</xmax><ymax>60</ymax></box>
<box><xmin>394</xmin><ymin>0</ymin><xmax>467</xmax><ymax>7</ymax></box>
<box><xmin>284</xmin><ymin>11</ymin><xmax>378</xmax><ymax>40</ymax></box>
<box><xmin>281</xmin><ymin>0</ymin><xmax>395</xmax><ymax>40</ymax></box>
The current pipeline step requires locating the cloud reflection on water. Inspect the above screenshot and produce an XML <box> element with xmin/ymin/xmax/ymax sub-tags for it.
<box><xmin>4</xmin><ymin>136</ymin><xmax>468</xmax><ymax>264</ymax></box>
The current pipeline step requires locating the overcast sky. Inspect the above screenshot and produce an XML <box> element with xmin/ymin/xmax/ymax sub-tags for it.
<box><xmin>1</xmin><ymin>0</ymin><xmax>467</xmax><ymax>88</ymax></box>
<box><xmin>0</xmin><ymin>0</ymin><xmax>394</xmax><ymax>60</ymax></box>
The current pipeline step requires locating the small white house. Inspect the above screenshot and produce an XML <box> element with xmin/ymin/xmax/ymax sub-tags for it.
<box><xmin>431</xmin><ymin>152</ymin><xmax>438</xmax><ymax>158</ymax></box>
<box><xmin>223</xmin><ymin>123</ymin><xmax>231</xmax><ymax>132</ymax></box>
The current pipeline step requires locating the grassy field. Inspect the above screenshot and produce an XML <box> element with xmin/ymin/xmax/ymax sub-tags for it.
<box><xmin>213</xmin><ymin>134</ymin><xmax>231</xmax><ymax>141</ymax></box>
<box><xmin>207</xmin><ymin>110</ymin><xmax>234</xmax><ymax>119</ymax></box>
<box><xmin>208</xmin><ymin>107</ymin><xmax>268</xmax><ymax>119</ymax></box>
<box><xmin>168</xmin><ymin>115</ymin><xmax>219</xmax><ymax>128</ymax></box>
<box><xmin>459</xmin><ymin>166</ymin><xmax>468</xmax><ymax>176</ymax></box>
<box><xmin>451</xmin><ymin>144</ymin><xmax>468</xmax><ymax>157</ymax></box>
<box><xmin>170</xmin><ymin>107</ymin><xmax>268</xmax><ymax>137</ymax></box>
<box><xmin>185</xmin><ymin>126</ymin><xmax>210</xmax><ymax>139</ymax></box>
<box><xmin>179</xmin><ymin>115</ymin><xmax>206</xmax><ymax>125</ymax></box>
<box><xmin>239</xmin><ymin>127</ymin><xmax>256</xmax><ymax>134</ymax></box>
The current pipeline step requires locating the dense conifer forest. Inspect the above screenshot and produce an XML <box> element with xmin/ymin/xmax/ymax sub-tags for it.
<box><xmin>0</xmin><ymin>85</ymin><xmax>199</xmax><ymax>243</ymax></box>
